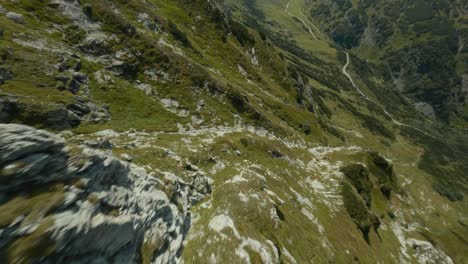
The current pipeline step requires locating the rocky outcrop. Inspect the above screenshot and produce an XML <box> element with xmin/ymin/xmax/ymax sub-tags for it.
<box><xmin>79</xmin><ymin>34</ymin><xmax>111</xmax><ymax>56</ymax></box>
<box><xmin>0</xmin><ymin>94</ymin><xmax>110</xmax><ymax>129</ymax></box>
<box><xmin>5</xmin><ymin>12</ymin><xmax>24</xmax><ymax>24</ymax></box>
<box><xmin>67</xmin><ymin>96</ymin><xmax>111</xmax><ymax>124</ymax></box>
<box><xmin>55</xmin><ymin>56</ymin><xmax>89</xmax><ymax>94</ymax></box>
<box><xmin>0</xmin><ymin>95</ymin><xmax>81</xmax><ymax>130</ymax></box>
<box><xmin>0</xmin><ymin>124</ymin><xmax>68</xmax><ymax>190</ymax></box>
<box><xmin>83</xmin><ymin>138</ymin><xmax>114</xmax><ymax>149</ymax></box>
<box><xmin>339</xmin><ymin>152</ymin><xmax>398</xmax><ymax>244</ymax></box>
<box><xmin>0</xmin><ymin>124</ymin><xmax>210</xmax><ymax>263</ymax></box>
<box><xmin>137</xmin><ymin>13</ymin><xmax>162</xmax><ymax>32</ymax></box>
<box><xmin>295</xmin><ymin>73</ymin><xmax>317</xmax><ymax>114</ymax></box>
<box><xmin>107</xmin><ymin>60</ymin><xmax>138</xmax><ymax>79</ymax></box>
<box><xmin>339</xmin><ymin>152</ymin><xmax>398</xmax><ymax>243</ymax></box>
<box><xmin>45</xmin><ymin>107</ymin><xmax>82</xmax><ymax>130</ymax></box>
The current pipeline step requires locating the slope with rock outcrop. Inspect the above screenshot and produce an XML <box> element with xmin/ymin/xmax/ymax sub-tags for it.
<box><xmin>0</xmin><ymin>0</ymin><xmax>467</xmax><ymax>263</ymax></box>
<box><xmin>0</xmin><ymin>124</ymin><xmax>210</xmax><ymax>263</ymax></box>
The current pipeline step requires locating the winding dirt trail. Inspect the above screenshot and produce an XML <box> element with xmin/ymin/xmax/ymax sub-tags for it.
<box><xmin>283</xmin><ymin>1</ymin><xmax>439</xmax><ymax>141</ymax></box>
<box><xmin>281</xmin><ymin>0</ymin><xmax>467</xmax><ymax>166</ymax></box>
<box><xmin>285</xmin><ymin>0</ymin><xmax>318</xmax><ymax>39</ymax></box>
<box><xmin>342</xmin><ymin>52</ymin><xmax>437</xmax><ymax>139</ymax></box>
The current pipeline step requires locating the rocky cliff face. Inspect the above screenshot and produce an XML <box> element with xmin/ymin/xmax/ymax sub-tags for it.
<box><xmin>0</xmin><ymin>124</ymin><xmax>210</xmax><ymax>263</ymax></box>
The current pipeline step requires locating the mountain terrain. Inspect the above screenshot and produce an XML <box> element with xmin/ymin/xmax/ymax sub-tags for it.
<box><xmin>0</xmin><ymin>0</ymin><xmax>467</xmax><ymax>263</ymax></box>
<box><xmin>305</xmin><ymin>0</ymin><xmax>468</xmax><ymax>125</ymax></box>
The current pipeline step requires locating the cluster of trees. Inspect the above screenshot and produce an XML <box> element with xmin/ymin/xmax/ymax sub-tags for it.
<box><xmin>387</xmin><ymin>39</ymin><xmax>459</xmax><ymax>120</ymax></box>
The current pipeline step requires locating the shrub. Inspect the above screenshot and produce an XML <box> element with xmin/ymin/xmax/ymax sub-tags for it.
<box><xmin>80</xmin><ymin>1</ymin><xmax>135</xmax><ymax>36</ymax></box>
<box><xmin>229</xmin><ymin>19</ymin><xmax>255</xmax><ymax>46</ymax></box>
<box><xmin>227</xmin><ymin>89</ymin><xmax>247</xmax><ymax>112</ymax></box>
<box><xmin>404</xmin><ymin>0</ymin><xmax>434</xmax><ymax>23</ymax></box>
<box><xmin>167</xmin><ymin>20</ymin><xmax>192</xmax><ymax>48</ymax></box>
<box><xmin>341</xmin><ymin>164</ymin><xmax>373</xmax><ymax>206</ymax></box>
<box><xmin>82</xmin><ymin>4</ymin><xmax>93</xmax><ymax>18</ymax></box>
<box><xmin>342</xmin><ymin>182</ymin><xmax>372</xmax><ymax>242</ymax></box>
<box><xmin>63</xmin><ymin>25</ymin><xmax>86</xmax><ymax>45</ymax></box>
<box><xmin>367</xmin><ymin>152</ymin><xmax>397</xmax><ymax>198</ymax></box>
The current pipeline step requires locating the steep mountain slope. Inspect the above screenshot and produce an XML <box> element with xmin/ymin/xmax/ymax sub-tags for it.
<box><xmin>304</xmin><ymin>0</ymin><xmax>468</xmax><ymax>126</ymax></box>
<box><xmin>0</xmin><ymin>0</ymin><xmax>467</xmax><ymax>263</ymax></box>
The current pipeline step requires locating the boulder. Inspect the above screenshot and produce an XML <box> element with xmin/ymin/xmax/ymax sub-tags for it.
<box><xmin>84</xmin><ymin>138</ymin><xmax>113</xmax><ymax>149</ymax></box>
<box><xmin>270</xmin><ymin>149</ymin><xmax>285</xmax><ymax>159</ymax></box>
<box><xmin>5</xmin><ymin>12</ymin><xmax>24</xmax><ymax>24</ymax></box>
<box><xmin>58</xmin><ymin>58</ymin><xmax>81</xmax><ymax>72</ymax></box>
<box><xmin>66</xmin><ymin>96</ymin><xmax>111</xmax><ymax>124</ymax></box>
<box><xmin>107</xmin><ymin>60</ymin><xmax>138</xmax><ymax>79</ymax></box>
<box><xmin>79</xmin><ymin>35</ymin><xmax>111</xmax><ymax>56</ymax></box>
<box><xmin>67</xmin><ymin>97</ymin><xmax>91</xmax><ymax>116</ymax></box>
<box><xmin>121</xmin><ymin>153</ymin><xmax>133</xmax><ymax>162</ymax></box>
<box><xmin>45</xmin><ymin>107</ymin><xmax>81</xmax><ymax>130</ymax></box>
<box><xmin>68</xmin><ymin>72</ymin><xmax>88</xmax><ymax>94</ymax></box>
<box><xmin>55</xmin><ymin>72</ymin><xmax>88</xmax><ymax>94</ymax></box>
<box><xmin>135</xmin><ymin>83</ymin><xmax>153</xmax><ymax>95</ymax></box>
<box><xmin>137</xmin><ymin>13</ymin><xmax>161</xmax><ymax>32</ymax></box>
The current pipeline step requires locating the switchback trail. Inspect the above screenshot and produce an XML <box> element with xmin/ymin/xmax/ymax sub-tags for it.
<box><xmin>342</xmin><ymin>52</ymin><xmax>437</xmax><ymax>140</ymax></box>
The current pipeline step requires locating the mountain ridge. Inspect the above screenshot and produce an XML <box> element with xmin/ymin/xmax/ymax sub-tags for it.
<box><xmin>0</xmin><ymin>0</ymin><xmax>467</xmax><ymax>263</ymax></box>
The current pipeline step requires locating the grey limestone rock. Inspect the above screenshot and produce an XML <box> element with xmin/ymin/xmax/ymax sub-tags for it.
<box><xmin>46</xmin><ymin>108</ymin><xmax>81</xmax><ymax>130</ymax></box>
<box><xmin>67</xmin><ymin>96</ymin><xmax>111</xmax><ymax>124</ymax></box>
<box><xmin>84</xmin><ymin>138</ymin><xmax>114</xmax><ymax>149</ymax></box>
<box><xmin>0</xmin><ymin>124</ymin><xmax>211</xmax><ymax>263</ymax></box>
<box><xmin>137</xmin><ymin>13</ymin><xmax>161</xmax><ymax>32</ymax></box>
<box><xmin>107</xmin><ymin>60</ymin><xmax>138</xmax><ymax>79</ymax></box>
<box><xmin>79</xmin><ymin>35</ymin><xmax>111</xmax><ymax>56</ymax></box>
<box><xmin>5</xmin><ymin>12</ymin><xmax>24</xmax><ymax>24</ymax></box>
<box><xmin>0</xmin><ymin>124</ymin><xmax>68</xmax><ymax>190</ymax></box>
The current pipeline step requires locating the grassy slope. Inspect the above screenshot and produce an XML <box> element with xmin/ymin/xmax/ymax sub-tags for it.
<box><xmin>0</xmin><ymin>0</ymin><xmax>467</xmax><ymax>263</ymax></box>
<box><xmin>305</xmin><ymin>0</ymin><xmax>468</xmax><ymax>127</ymax></box>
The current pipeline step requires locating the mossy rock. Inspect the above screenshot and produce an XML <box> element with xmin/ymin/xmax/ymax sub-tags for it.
<box><xmin>340</xmin><ymin>164</ymin><xmax>373</xmax><ymax>207</ymax></box>
<box><xmin>341</xmin><ymin>182</ymin><xmax>373</xmax><ymax>243</ymax></box>
<box><xmin>367</xmin><ymin>152</ymin><xmax>397</xmax><ymax>199</ymax></box>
